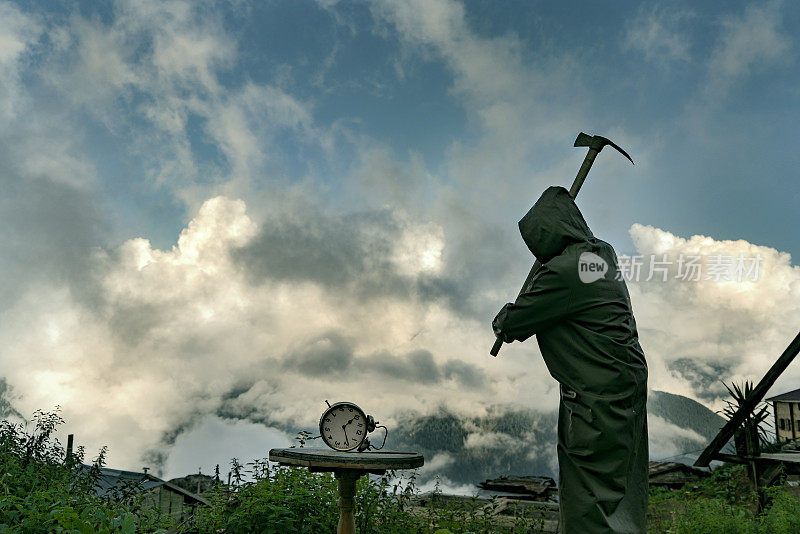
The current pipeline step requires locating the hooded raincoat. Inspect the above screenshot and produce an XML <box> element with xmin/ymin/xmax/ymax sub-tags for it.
<box><xmin>493</xmin><ymin>186</ymin><xmax>648</xmax><ymax>533</ymax></box>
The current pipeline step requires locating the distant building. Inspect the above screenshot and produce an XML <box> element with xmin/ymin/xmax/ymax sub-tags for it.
<box><xmin>80</xmin><ymin>465</ymin><xmax>209</xmax><ymax>521</ymax></box>
<box><xmin>648</xmin><ymin>461</ymin><xmax>710</xmax><ymax>489</ymax></box>
<box><xmin>766</xmin><ymin>388</ymin><xmax>800</xmax><ymax>443</ymax></box>
<box><xmin>477</xmin><ymin>475</ymin><xmax>557</xmax><ymax>501</ymax></box>
<box><xmin>168</xmin><ymin>472</ymin><xmax>219</xmax><ymax>497</ymax></box>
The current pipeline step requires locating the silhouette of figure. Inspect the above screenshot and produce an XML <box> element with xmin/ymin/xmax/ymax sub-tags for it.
<box><xmin>493</xmin><ymin>186</ymin><xmax>648</xmax><ymax>533</ymax></box>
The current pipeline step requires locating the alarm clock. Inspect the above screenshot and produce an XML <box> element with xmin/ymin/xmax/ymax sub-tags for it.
<box><xmin>319</xmin><ymin>401</ymin><xmax>376</xmax><ymax>451</ymax></box>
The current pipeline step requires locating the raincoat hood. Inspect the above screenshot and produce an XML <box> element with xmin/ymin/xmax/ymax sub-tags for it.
<box><xmin>518</xmin><ymin>186</ymin><xmax>593</xmax><ymax>263</ymax></box>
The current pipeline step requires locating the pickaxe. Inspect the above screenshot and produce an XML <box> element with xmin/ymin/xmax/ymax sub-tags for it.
<box><xmin>490</xmin><ymin>132</ymin><xmax>634</xmax><ymax>356</ymax></box>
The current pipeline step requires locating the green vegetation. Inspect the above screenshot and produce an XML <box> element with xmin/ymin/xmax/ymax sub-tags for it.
<box><xmin>0</xmin><ymin>409</ymin><xmax>176</xmax><ymax>533</ymax></box>
<box><xmin>6</xmin><ymin>408</ymin><xmax>800</xmax><ymax>533</ymax></box>
<box><xmin>0</xmin><ymin>409</ymin><xmax>545</xmax><ymax>533</ymax></box>
<box><xmin>195</xmin><ymin>461</ymin><xmax>546</xmax><ymax>533</ymax></box>
<box><xmin>647</xmin><ymin>463</ymin><xmax>800</xmax><ymax>533</ymax></box>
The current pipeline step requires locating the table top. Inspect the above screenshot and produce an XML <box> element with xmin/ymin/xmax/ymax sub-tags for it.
<box><xmin>269</xmin><ymin>448</ymin><xmax>424</xmax><ymax>471</ymax></box>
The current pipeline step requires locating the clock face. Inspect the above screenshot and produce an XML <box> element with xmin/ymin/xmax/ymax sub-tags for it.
<box><xmin>319</xmin><ymin>402</ymin><xmax>367</xmax><ymax>451</ymax></box>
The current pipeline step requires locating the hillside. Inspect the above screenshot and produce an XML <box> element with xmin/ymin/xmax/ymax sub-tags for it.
<box><xmin>390</xmin><ymin>390</ymin><xmax>724</xmax><ymax>486</ymax></box>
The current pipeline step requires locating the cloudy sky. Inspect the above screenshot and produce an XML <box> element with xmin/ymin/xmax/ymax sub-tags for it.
<box><xmin>2</xmin><ymin>0</ymin><xmax>799</xmax><ymax>479</ymax></box>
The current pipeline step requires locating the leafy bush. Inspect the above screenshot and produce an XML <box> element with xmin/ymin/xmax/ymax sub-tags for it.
<box><xmin>11</xmin><ymin>408</ymin><xmax>800</xmax><ymax>533</ymax></box>
<box><xmin>648</xmin><ymin>463</ymin><xmax>800</xmax><ymax>534</ymax></box>
<box><xmin>658</xmin><ymin>497</ymin><xmax>757</xmax><ymax>534</ymax></box>
<box><xmin>195</xmin><ymin>459</ymin><xmax>546</xmax><ymax>533</ymax></box>
<box><xmin>0</xmin><ymin>408</ymin><xmax>174</xmax><ymax>533</ymax></box>
<box><xmin>196</xmin><ymin>461</ymin><xmax>338</xmax><ymax>533</ymax></box>
<box><xmin>757</xmin><ymin>484</ymin><xmax>800</xmax><ymax>532</ymax></box>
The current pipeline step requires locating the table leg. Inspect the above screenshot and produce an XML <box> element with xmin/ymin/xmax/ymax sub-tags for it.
<box><xmin>335</xmin><ymin>470</ymin><xmax>361</xmax><ymax>534</ymax></box>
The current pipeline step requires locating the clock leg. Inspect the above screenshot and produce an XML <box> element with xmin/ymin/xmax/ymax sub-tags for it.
<box><xmin>335</xmin><ymin>470</ymin><xmax>361</xmax><ymax>534</ymax></box>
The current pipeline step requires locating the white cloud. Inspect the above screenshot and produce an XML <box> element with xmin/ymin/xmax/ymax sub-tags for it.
<box><xmin>463</xmin><ymin>431</ymin><xmax>523</xmax><ymax>451</ymax></box>
<box><xmin>202</xmin><ymin>83</ymin><xmax>322</xmax><ymax>194</ymax></box>
<box><xmin>0</xmin><ymin>4</ymin><xmax>96</xmax><ymax>190</ymax></box>
<box><xmin>704</xmin><ymin>1</ymin><xmax>791</xmax><ymax>100</ymax></box>
<box><xmin>31</xmin><ymin>0</ymin><xmax>332</xmax><ymax>205</ymax></box>
<box><xmin>0</xmin><ymin>2</ymin><xmax>41</xmax><ymax>119</ymax></box>
<box><xmin>414</xmin><ymin>475</ymin><xmax>476</xmax><ymax>497</ymax></box>
<box><xmin>421</xmin><ymin>452</ymin><xmax>455</xmax><ymax>472</ymax></box>
<box><xmin>3</xmin><ymin>0</ymin><xmax>798</xmax><ymax>480</ymax></box>
<box><xmin>624</xmin><ymin>6</ymin><xmax>693</xmax><ymax>64</ymax></box>
<box><xmin>163</xmin><ymin>416</ymin><xmax>292</xmax><ymax>480</ymax></box>
<box><xmin>391</xmin><ymin>219</ymin><xmax>445</xmax><ymax>276</ymax></box>
<box><xmin>367</xmin><ymin>0</ymin><xmax>587</xmax><ymax>205</ymax></box>
<box><xmin>0</xmin><ymin>195</ymin><xmax>515</xmax><ymax>472</ymax></box>
<box><xmin>648</xmin><ymin>415</ymin><xmax>706</xmax><ymax>461</ymax></box>
<box><xmin>625</xmin><ymin>223</ymin><xmax>800</xmax><ymax>405</ymax></box>
<box><xmin>7</xmin><ymin>186</ymin><xmax>793</xmax><ymax>474</ymax></box>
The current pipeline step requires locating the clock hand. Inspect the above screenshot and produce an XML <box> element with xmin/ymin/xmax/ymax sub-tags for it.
<box><xmin>341</xmin><ymin>415</ymin><xmax>362</xmax><ymax>446</ymax></box>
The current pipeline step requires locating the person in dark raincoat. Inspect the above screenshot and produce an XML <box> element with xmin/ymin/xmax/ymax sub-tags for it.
<box><xmin>493</xmin><ymin>186</ymin><xmax>648</xmax><ymax>533</ymax></box>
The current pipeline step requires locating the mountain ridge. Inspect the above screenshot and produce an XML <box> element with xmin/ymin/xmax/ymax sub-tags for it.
<box><xmin>390</xmin><ymin>389</ymin><xmax>724</xmax><ymax>485</ymax></box>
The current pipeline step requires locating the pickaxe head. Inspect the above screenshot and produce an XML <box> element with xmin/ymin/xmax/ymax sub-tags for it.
<box><xmin>574</xmin><ymin>132</ymin><xmax>634</xmax><ymax>165</ymax></box>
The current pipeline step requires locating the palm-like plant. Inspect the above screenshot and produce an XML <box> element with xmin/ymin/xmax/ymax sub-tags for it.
<box><xmin>720</xmin><ymin>380</ymin><xmax>772</xmax><ymax>455</ymax></box>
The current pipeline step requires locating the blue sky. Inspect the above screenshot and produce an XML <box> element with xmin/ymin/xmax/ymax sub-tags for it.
<box><xmin>11</xmin><ymin>0</ymin><xmax>799</xmax><ymax>253</ymax></box>
<box><xmin>2</xmin><ymin>0</ymin><xmax>800</xmax><ymax>476</ymax></box>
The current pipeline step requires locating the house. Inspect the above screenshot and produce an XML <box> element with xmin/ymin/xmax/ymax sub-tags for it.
<box><xmin>477</xmin><ymin>475</ymin><xmax>557</xmax><ymax>501</ymax></box>
<box><xmin>765</xmin><ymin>388</ymin><xmax>800</xmax><ymax>443</ymax></box>
<box><xmin>80</xmin><ymin>465</ymin><xmax>209</xmax><ymax>521</ymax></box>
<box><xmin>648</xmin><ymin>461</ymin><xmax>710</xmax><ymax>489</ymax></box>
<box><xmin>168</xmin><ymin>472</ymin><xmax>219</xmax><ymax>497</ymax></box>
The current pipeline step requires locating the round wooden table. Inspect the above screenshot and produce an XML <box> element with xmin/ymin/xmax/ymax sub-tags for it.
<box><xmin>269</xmin><ymin>448</ymin><xmax>424</xmax><ymax>534</ymax></box>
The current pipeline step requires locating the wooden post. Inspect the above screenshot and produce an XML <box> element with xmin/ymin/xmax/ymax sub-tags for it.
<box><xmin>695</xmin><ymin>331</ymin><xmax>800</xmax><ymax>467</ymax></box>
<box><xmin>773</xmin><ymin>402</ymin><xmax>779</xmax><ymax>442</ymax></box>
<box><xmin>743</xmin><ymin>418</ymin><xmax>761</xmax><ymax>510</ymax></box>
<box><xmin>335</xmin><ymin>470</ymin><xmax>361</xmax><ymax>534</ymax></box>
<box><xmin>66</xmin><ymin>434</ymin><xmax>74</xmax><ymax>463</ymax></box>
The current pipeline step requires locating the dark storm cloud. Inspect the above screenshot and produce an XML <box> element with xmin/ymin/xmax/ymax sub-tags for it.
<box><xmin>443</xmin><ymin>359</ymin><xmax>486</xmax><ymax>388</ymax></box>
<box><xmin>352</xmin><ymin>347</ymin><xmax>487</xmax><ymax>387</ymax></box>
<box><xmin>0</xmin><ymin>166</ymin><xmax>106</xmax><ymax>308</ymax></box>
<box><xmin>232</xmin><ymin>206</ymin><xmax>475</xmax><ymax>314</ymax></box>
<box><xmin>215</xmin><ymin>335</ymin><xmax>487</xmax><ymax>429</ymax></box>
<box><xmin>143</xmin><ymin>412</ymin><xmax>208</xmax><ymax>476</ymax></box>
<box><xmin>438</xmin><ymin>209</ymin><xmax>520</xmax><ymax>318</ymax></box>
<box><xmin>215</xmin><ymin>374</ymin><xmax>286</xmax><ymax>428</ymax></box>
<box><xmin>233</xmin><ymin>208</ymin><xmax>398</xmax><ymax>288</ymax></box>
<box><xmin>282</xmin><ymin>332</ymin><xmax>354</xmax><ymax>376</ymax></box>
<box><xmin>360</xmin><ymin>349</ymin><xmax>441</xmax><ymax>384</ymax></box>
<box><xmin>278</xmin><ymin>334</ymin><xmax>486</xmax><ymax>388</ymax></box>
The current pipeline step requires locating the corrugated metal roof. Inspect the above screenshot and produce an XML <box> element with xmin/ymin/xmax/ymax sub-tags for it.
<box><xmin>766</xmin><ymin>388</ymin><xmax>800</xmax><ymax>402</ymax></box>
<box><xmin>78</xmin><ymin>465</ymin><xmax>209</xmax><ymax>506</ymax></box>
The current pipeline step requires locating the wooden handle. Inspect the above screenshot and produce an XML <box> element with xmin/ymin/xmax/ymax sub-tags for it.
<box><xmin>490</xmin><ymin>337</ymin><xmax>503</xmax><ymax>356</ymax></box>
<box><xmin>490</xmin><ymin>147</ymin><xmax>599</xmax><ymax>357</ymax></box>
